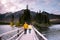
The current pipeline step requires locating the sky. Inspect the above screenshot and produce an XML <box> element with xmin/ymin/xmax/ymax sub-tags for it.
<box><xmin>0</xmin><ymin>0</ymin><xmax>60</xmax><ymax>15</ymax></box>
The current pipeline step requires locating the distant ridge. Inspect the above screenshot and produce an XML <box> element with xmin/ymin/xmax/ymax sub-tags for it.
<box><xmin>0</xmin><ymin>9</ymin><xmax>60</xmax><ymax>22</ymax></box>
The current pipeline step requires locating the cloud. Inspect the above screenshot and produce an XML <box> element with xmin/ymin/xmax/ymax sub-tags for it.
<box><xmin>43</xmin><ymin>0</ymin><xmax>50</xmax><ymax>4</ymax></box>
<box><xmin>0</xmin><ymin>0</ymin><xmax>37</xmax><ymax>13</ymax></box>
<box><xmin>0</xmin><ymin>0</ymin><xmax>60</xmax><ymax>15</ymax></box>
<box><xmin>53</xmin><ymin>10</ymin><xmax>60</xmax><ymax>15</ymax></box>
<box><xmin>20</xmin><ymin>0</ymin><xmax>36</xmax><ymax>3</ymax></box>
<box><xmin>39</xmin><ymin>0</ymin><xmax>52</xmax><ymax>5</ymax></box>
<box><xmin>0</xmin><ymin>1</ymin><xmax>6</xmax><ymax>13</ymax></box>
<box><xmin>58</xmin><ymin>3</ymin><xmax>60</xmax><ymax>6</ymax></box>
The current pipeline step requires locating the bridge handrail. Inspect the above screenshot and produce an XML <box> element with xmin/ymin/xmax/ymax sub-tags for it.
<box><xmin>0</xmin><ymin>27</ymin><xmax>23</xmax><ymax>37</ymax></box>
<box><xmin>16</xmin><ymin>32</ymin><xmax>24</xmax><ymax>40</ymax></box>
<box><xmin>33</xmin><ymin>31</ymin><xmax>39</xmax><ymax>40</ymax></box>
<box><xmin>6</xmin><ymin>29</ymin><xmax>24</xmax><ymax>40</ymax></box>
<box><xmin>33</xmin><ymin>26</ymin><xmax>48</xmax><ymax>40</ymax></box>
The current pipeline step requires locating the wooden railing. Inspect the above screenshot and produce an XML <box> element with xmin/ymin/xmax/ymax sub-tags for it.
<box><xmin>0</xmin><ymin>25</ymin><xmax>48</xmax><ymax>40</ymax></box>
<box><xmin>0</xmin><ymin>27</ymin><xmax>23</xmax><ymax>40</ymax></box>
<box><xmin>33</xmin><ymin>26</ymin><xmax>48</xmax><ymax>40</ymax></box>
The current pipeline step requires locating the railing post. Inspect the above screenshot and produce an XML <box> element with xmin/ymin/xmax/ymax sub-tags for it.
<box><xmin>17</xmin><ymin>29</ymin><xmax>19</xmax><ymax>37</ymax></box>
<box><xmin>0</xmin><ymin>37</ymin><xmax>2</xmax><ymax>40</ymax></box>
<box><xmin>33</xmin><ymin>27</ymin><xmax>48</xmax><ymax>40</ymax></box>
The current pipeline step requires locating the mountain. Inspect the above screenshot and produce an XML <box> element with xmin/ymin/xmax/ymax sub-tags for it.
<box><xmin>0</xmin><ymin>14</ymin><xmax>6</xmax><ymax>22</ymax></box>
<box><xmin>0</xmin><ymin>9</ymin><xmax>36</xmax><ymax>22</ymax></box>
<box><xmin>41</xmin><ymin>11</ymin><xmax>60</xmax><ymax>19</ymax></box>
<box><xmin>0</xmin><ymin>9</ymin><xmax>60</xmax><ymax>23</ymax></box>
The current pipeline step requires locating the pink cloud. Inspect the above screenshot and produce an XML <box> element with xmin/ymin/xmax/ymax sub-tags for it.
<box><xmin>0</xmin><ymin>0</ymin><xmax>57</xmax><ymax>14</ymax></box>
<box><xmin>0</xmin><ymin>1</ymin><xmax>6</xmax><ymax>13</ymax></box>
<box><xmin>0</xmin><ymin>0</ymin><xmax>37</xmax><ymax>13</ymax></box>
<box><xmin>20</xmin><ymin>0</ymin><xmax>36</xmax><ymax>3</ymax></box>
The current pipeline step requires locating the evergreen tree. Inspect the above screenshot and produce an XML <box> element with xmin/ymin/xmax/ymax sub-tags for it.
<box><xmin>35</xmin><ymin>12</ymin><xmax>43</xmax><ymax>23</ymax></box>
<box><xmin>11</xmin><ymin>14</ymin><xmax>14</xmax><ymax>22</ymax></box>
<box><xmin>35</xmin><ymin>11</ymin><xmax>50</xmax><ymax>24</ymax></box>
<box><xmin>42</xmin><ymin>11</ymin><xmax>50</xmax><ymax>24</ymax></box>
<box><xmin>10</xmin><ymin>14</ymin><xmax>14</xmax><ymax>26</ymax></box>
<box><xmin>21</xmin><ymin>5</ymin><xmax>31</xmax><ymax>24</ymax></box>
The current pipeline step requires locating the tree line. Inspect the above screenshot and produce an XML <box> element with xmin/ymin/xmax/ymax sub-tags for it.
<box><xmin>10</xmin><ymin>8</ymin><xmax>50</xmax><ymax>27</ymax></box>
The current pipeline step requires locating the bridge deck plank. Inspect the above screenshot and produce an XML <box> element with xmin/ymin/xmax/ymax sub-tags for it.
<box><xmin>19</xmin><ymin>28</ymin><xmax>39</xmax><ymax>40</ymax></box>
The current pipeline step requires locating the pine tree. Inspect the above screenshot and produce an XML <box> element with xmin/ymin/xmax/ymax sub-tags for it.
<box><xmin>35</xmin><ymin>12</ymin><xmax>43</xmax><ymax>23</ymax></box>
<box><xmin>21</xmin><ymin>5</ymin><xmax>31</xmax><ymax>24</ymax></box>
<box><xmin>10</xmin><ymin>14</ymin><xmax>14</xmax><ymax>26</ymax></box>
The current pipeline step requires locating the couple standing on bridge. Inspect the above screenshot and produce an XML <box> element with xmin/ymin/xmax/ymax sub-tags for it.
<box><xmin>23</xmin><ymin>22</ymin><xmax>32</xmax><ymax>34</ymax></box>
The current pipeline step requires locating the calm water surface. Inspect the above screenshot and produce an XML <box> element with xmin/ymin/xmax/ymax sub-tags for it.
<box><xmin>43</xmin><ymin>24</ymin><xmax>60</xmax><ymax>40</ymax></box>
<box><xmin>0</xmin><ymin>25</ymin><xmax>17</xmax><ymax>34</ymax></box>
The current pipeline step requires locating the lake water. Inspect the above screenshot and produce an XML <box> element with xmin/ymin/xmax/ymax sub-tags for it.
<box><xmin>0</xmin><ymin>25</ymin><xmax>18</xmax><ymax>40</ymax></box>
<box><xmin>0</xmin><ymin>24</ymin><xmax>60</xmax><ymax>40</ymax></box>
<box><xmin>43</xmin><ymin>24</ymin><xmax>60</xmax><ymax>40</ymax></box>
<box><xmin>0</xmin><ymin>25</ymin><xmax>17</xmax><ymax>34</ymax></box>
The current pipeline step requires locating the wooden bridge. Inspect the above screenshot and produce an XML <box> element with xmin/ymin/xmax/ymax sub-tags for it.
<box><xmin>0</xmin><ymin>25</ymin><xmax>47</xmax><ymax>40</ymax></box>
